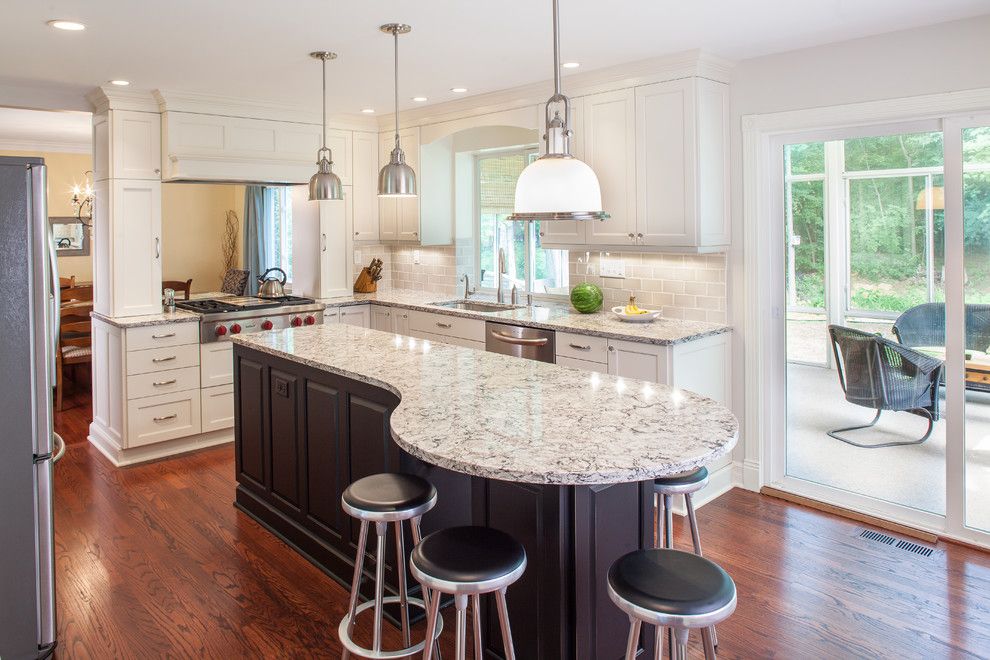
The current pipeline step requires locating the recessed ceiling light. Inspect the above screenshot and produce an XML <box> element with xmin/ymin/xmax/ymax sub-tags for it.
<box><xmin>109</xmin><ymin>80</ymin><xmax>130</xmax><ymax>86</ymax></box>
<box><xmin>411</xmin><ymin>96</ymin><xmax>428</xmax><ymax>103</ymax></box>
<box><xmin>47</xmin><ymin>20</ymin><xmax>85</xmax><ymax>31</ymax></box>
<box><xmin>562</xmin><ymin>62</ymin><xmax>580</xmax><ymax>69</ymax></box>
<box><xmin>361</xmin><ymin>108</ymin><xmax>375</xmax><ymax>114</ymax></box>
<box><xmin>450</xmin><ymin>87</ymin><xmax>468</xmax><ymax>93</ymax></box>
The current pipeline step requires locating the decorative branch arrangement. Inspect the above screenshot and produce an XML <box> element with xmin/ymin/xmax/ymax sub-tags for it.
<box><xmin>221</xmin><ymin>210</ymin><xmax>239</xmax><ymax>277</ymax></box>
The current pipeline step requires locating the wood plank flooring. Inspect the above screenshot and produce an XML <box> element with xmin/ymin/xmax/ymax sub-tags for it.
<box><xmin>53</xmin><ymin>393</ymin><xmax>990</xmax><ymax>658</ymax></box>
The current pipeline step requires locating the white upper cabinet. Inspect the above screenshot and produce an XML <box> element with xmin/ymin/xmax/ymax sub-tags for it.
<box><xmin>539</xmin><ymin>97</ymin><xmax>589</xmax><ymax>247</ymax></box>
<box><xmin>319</xmin><ymin>191</ymin><xmax>353</xmax><ymax>299</ymax></box>
<box><xmin>325</xmin><ymin>128</ymin><xmax>352</xmax><ymax>185</ymax></box>
<box><xmin>636</xmin><ymin>78</ymin><xmax>729</xmax><ymax>248</ymax></box>
<box><xmin>584</xmin><ymin>89</ymin><xmax>637</xmax><ymax>246</ymax></box>
<box><xmin>352</xmin><ymin>131</ymin><xmax>380</xmax><ymax>242</ymax></box>
<box><xmin>93</xmin><ymin>110</ymin><xmax>161</xmax><ymax>181</ymax></box>
<box><xmin>379</xmin><ymin>128</ymin><xmax>421</xmax><ymax>242</ymax></box>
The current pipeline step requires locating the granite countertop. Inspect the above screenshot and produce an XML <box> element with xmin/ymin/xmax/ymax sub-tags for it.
<box><xmin>318</xmin><ymin>288</ymin><xmax>729</xmax><ymax>345</ymax></box>
<box><xmin>232</xmin><ymin>324</ymin><xmax>738</xmax><ymax>485</ymax></box>
<box><xmin>91</xmin><ymin>309</ymin><xmax>200</xmax><ymax>328</ymax></box>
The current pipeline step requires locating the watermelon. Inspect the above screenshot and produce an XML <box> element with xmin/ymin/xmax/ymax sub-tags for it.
<box><xmin>570</xmin><ymin>282</ymin><xmax>603</xmax><ymax>313</ymax></box>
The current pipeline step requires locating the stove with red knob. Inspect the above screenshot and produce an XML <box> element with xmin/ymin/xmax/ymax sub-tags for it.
<box><xmin>176</xmin><ymin>295</ymin><xmax>325</xmax><ymax>343</ymax></box>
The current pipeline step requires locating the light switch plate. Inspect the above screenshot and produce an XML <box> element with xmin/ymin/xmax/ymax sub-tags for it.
<box><xmin>600</xmin><ymin>259</ymin><xmax>626</xmax><ymax>279</ymax></box>
<box><xmin>413</xmin><ymin>250</ymin><xmax>421</xmax><ymax>264</ymax></box>
<box><xmin>354</xmin><ymin>250</ymin><xmax>361</xmax><ymax>264</ymax></box>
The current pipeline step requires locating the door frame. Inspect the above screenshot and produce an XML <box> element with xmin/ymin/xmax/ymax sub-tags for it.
<box><xmin>742</xmin><ymin>87</ymin><xmax>990</xmax><ymax>548</ymax></box>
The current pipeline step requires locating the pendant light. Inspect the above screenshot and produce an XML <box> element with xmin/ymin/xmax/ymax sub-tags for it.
<box><xmin>309</xmin><ymin>51</ymin><xmax>343</xmax><ymax>201</ymax></box>
<box><xmin>507</xmin><ymin>0</ymin><xmax>608</xmax><ymax>222</ymax></box>
<box><xmin>378</xmin><ymin>23</ymin><xmax>417</xmax><ymax>197</ymax></box>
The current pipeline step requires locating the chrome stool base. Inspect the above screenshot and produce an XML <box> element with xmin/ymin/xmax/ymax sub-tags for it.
<box><xmin>338</xmin><ymin>595</ymin><xmax>443</xmax><ymax>659</ymax></box>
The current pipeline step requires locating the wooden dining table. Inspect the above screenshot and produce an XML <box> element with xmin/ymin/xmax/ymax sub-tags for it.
<box><xmin>915</xmin><ymin>346</ymin><xmax>990</xmax><ymax>388</ymax></box>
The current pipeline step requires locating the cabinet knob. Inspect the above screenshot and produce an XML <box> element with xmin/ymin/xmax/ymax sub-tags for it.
<box><xmin>608</xmin><ymin>345</ymin><xmax>615</xmax><ymax>352</ymax></box>
<box><xmin>539</xmin><ymin>231</ymin><xmax>545</xmax><ymax>237</ymax></box>
<box><xmin>154</xmin><ymin>168</ymin><xmax>161</xmax><ymax>175</ymax></box>
<box><xmin>627</xmin><ymin>233</ymin><xmax>635</xmax><ymax>240</ymax></box>
<box><xmin>354</xmin><ymin>231</ymin><xmax>360</xmax><ymax>235</ymax></box>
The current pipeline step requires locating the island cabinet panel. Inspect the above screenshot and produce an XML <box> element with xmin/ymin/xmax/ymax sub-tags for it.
<box><xmin>233</xmin><ymin>344</ymin><xmax>655</xmax><ymax>659</ymax></box>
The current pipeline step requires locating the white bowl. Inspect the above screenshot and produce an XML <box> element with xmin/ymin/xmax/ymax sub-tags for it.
<box><xmin>611</xmin><ymin>306</ymin><xmax>662</xmax><ymax>323</ymax></box>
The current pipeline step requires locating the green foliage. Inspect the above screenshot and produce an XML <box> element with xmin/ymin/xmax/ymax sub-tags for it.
<box><xmin>845</xmin><ymin>132</ymin><xmax>943</xmax><ymax>171</ymax></box>
<box><xmin>785</xmin><ymin>142</ymin><xmax>824</xmax><ymax>175</ymax></box>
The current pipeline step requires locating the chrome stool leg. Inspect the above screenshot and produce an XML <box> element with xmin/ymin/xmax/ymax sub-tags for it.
<box><xmin>373</xmin><ymin>522</ymin><xmax>388</xmax><ymax>654</ymax></box>
<box><xmin>494</xmin><ymin>588</ymin><xmax>516</xmax><ymax>660</ymax></box>
<box><xmin>411</xmin><ymin>517</ymin><xmax>443</xmax><ymax>660</ymax></box>
<box><xmin>624</xmin><ymin>616</ymin><xmax>642</xmax><ymax>660</ymax></box>
<box><xmin>471</xmin><ymin>594</ymin><xmax>483</xmax><ymax>660</ymax></box>
<box><xmin>685</xmin><ymin>493</ymin><xmax>718</xmax><ymax>650</ymax></box>
<box><xmin>422</xmin><ymin>586</ymin><xmax>442</xmax><ymax>660</ymax></box>
<box><xmin>342</xmin><ymin>520</ymin><xmax>369</xmax><ymax>660</ymax></box>
<box><xmin>454</xmin><ymin>594</ymin><xmax>469</xmax><ymax>660</ymax></box>
<box><xmin>393</xmin><ymin>521</ymin><xmax>412</xmax><ymax>649</ymax></box>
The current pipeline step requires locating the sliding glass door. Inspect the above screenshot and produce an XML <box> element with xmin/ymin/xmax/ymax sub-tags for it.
<box><xmin>776</xmin><ymin>117</ymin><xmax>990</xmax><ymax>547</ymax></box>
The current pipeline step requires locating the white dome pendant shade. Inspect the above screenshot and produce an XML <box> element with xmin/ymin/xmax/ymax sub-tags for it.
<box><xmin>378</xmin><ymin>24</ymin><xmax>417</xmax><ymax>198</ymax></box>
<box><xmin>508</xmin><ymin>0</ymin><xmax>608</xmax><ymax>223</ymax></box>
<box><xmin>309</xmin><ymin>51</ymin><xmax>343</xmax><ymax>201</ymax></box>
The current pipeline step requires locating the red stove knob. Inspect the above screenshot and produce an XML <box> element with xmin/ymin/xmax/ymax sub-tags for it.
<box><xmin>214</xmin><ymin>325</ymin><xmax>227</xmax><ymax>336</ymax></box>
<box><xmin>291</xmin><ymin>316</ymin><xmax>303</xmax><ymax>327</ymax></box>
<box><xmin>261</xmin><ymin>320</ymin><xmax>273</xmax><ymax>330</ymax></box>
<box><xmin>304</xmin><ymin>315</ymin><xmax>316</xmax><ymax>326</ymax></box>
<box><xmin>230</xmin><ymin>323</ymin><xmax>242</xmax><ymax>334</ymax></box>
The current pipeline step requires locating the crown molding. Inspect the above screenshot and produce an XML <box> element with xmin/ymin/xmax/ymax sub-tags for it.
<box><xmin>377</xmin><ymin>49</ymin><xmax>735</xmax><ymax>132</ymax></box>
<box><xmin>153</xmin><ymin>89</ymin><xmax>378</xmax><ymax>131</ymax></box>
<box><xmin>86</xmin><ymin>86</ymin><xmax>159</xmax><ymax>114</ymax></box>
<box><xmin>0</xmin><ymin>137</ymin><xmax>91</xmax><ymax>154</ymax></box>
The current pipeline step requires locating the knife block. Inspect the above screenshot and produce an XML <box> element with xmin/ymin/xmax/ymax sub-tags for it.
<box><xmin>353</xmin><ymin>268</ymin><xmax>378</xmax><ymax>293</ymax></box>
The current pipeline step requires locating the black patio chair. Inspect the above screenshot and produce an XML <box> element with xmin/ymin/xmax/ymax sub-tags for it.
<box><xmin>893</xmin><ymin>303</ymin><xmax>990</xmax><ymax>392</ymax></box>
<box><xmin>828</xmin><ymin>325</ymin><xmax>944</xmax><ymax>448</ymax></box>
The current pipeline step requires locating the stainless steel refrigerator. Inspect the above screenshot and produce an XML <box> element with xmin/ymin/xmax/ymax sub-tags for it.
<box><xmin>0</xmin><ymin>156</ymin><xmax>60</xmax><ymax>658</ymax></box>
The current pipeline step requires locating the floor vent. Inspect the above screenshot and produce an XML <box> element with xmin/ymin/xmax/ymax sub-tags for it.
<box><xmin>859</xmin><ymin>529</ymin><xmax>896</xmax><ymax>545</ymax></box>
<box><xmin>895</xmin><ymin>539</ymin><xmax>935</xmax><ymax>557</ymax></box>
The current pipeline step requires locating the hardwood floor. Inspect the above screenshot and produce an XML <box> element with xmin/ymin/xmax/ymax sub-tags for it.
<box><xmin>53</xmin><ymin>393</ymin><xmax>990</xmax><ymax>658</ymax></box>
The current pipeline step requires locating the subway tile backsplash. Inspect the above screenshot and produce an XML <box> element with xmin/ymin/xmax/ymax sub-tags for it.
<box><xmin>351</xmin><ymin>244</ymin><xmax>726</xmax><ymax>324</ymax></box>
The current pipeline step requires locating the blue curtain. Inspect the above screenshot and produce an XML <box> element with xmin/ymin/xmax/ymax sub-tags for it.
<box><xmin>243</xmin><ymin>186</ymin><xmax>274</xmax><ymax>295</ymax></box>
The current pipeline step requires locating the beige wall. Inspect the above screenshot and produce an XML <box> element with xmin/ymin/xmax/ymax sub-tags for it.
<box><xmin>0</xmin><ymin>149</ymin><xmax>94</xmax><ymax>282</ymax></box>
<box><xmin>161</xmin><ymin>183</ymin><xmax>244</xmax><ymax>293</ymax></box>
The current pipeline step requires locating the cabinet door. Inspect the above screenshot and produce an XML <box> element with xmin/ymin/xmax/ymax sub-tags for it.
<box><xmin>112</xmin><ymin>179</ymin><xmax>163</xmax><ymax>317</ymax></box>
<box><xmin>339</xmin><ymin>305</ymin><xmax>370</xmax><ymax>328</ymax></box>
<box><xmin>606</xmin><ymin>339</ymin><xmax>669</xmax><ymax>384</ymax></box>
<box><xmin>392</xmin><ymin>309</ymin><xmax>411</xmax><ymax>336</ymax></box>
<box><xmin>352</xmin><ymin>131</ymin><xmax>380</xmax><ymax>241</ymax></box>
<box><xmin>318</xmin><ymin>193</ymin><xmax>353</xmax><ymax>298</ymax></box>
<box><xmin>370</xmin><ymin>305</ymin><xmax>393</xmax><ymax>331</ymax></box>
<box><xmin>323</xmin><ymin>308</ymin><xmax>340</xmax><ymax>324</ymax></box>
<box><xmin>538</xmin><ymin>97</ymin><xmax>588</xmax><ymax>247</ymax></box>
<box><xmin>378</xmin><ymin>132</ymin><xmax>398</xmax><ymax>241</ymax></box>
<box><xmin>324</xmin><ymin>129</ymin><xmax>352</xmax><ymax>185</ymax></box>
<box><xmin>111</xmin><ymin>110</ymin><xmax>162</xmax><ymax>180</ymax></box>
<box><xmin>584</xmin><ymin>89</ymin><xmax>637</xmax><ymax>246</ymax></box>
<box><xmin>636</xmin><ymin>79</ymin><xmax>696</xmax><ymax>247</ymax></box>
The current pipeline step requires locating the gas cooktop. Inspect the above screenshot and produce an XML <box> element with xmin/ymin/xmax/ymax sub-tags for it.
<box><xmin>175</xmin><ymin>295</ymin><xmax>325</xmax><ymax>343</ymax></box>
<box><xmin>175</xmin><ymin>295</ymin><xmax>316</xmax><ymax>314</ymax></box>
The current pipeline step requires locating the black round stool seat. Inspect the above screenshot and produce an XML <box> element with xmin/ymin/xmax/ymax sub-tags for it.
<box><xmin>655</xmin><ymin>466</ymin><xmax>708</xmax><ymax>488</ymax></box>
<box><xmin>342</xmin><ymin>473</ymin><xmax>436</xmax><ymax>515</ymax></box>
<box><xmin>608</xmin><ymin>548</ymin><xmax>735</xmax><ymax>618</ymax></box>
<box><xmin>411</xmin><ymin>526</ymin><xmax>526</xmax><ymax>586</ymax></box>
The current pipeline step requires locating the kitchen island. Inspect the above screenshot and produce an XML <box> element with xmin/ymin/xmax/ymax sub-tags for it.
<box><xmin>231</xmin><ymin>324</ymin><xmax>737</xmax><ymax>659</ymax></box>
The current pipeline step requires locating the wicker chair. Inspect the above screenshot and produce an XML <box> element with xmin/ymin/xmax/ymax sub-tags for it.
<box><xmin>220</xmin><ymin>269</ymin><xmax>250</xmax><ymax>296</ymax></box>
<box><xmin>828</xmin><ymin>325</ymin><xmax>944</xmax><ymax>448</ymax></box>
<box><xmin>893</xmin><ymin>303</ymin><xmax>990</xmax><ymax>392</ymax></box>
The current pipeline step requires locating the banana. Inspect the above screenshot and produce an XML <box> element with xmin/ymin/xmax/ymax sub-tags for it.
<box><xmin>624</xmin><ymin>296</ymin><xmax>649</xmax><ymax>315</ymax></box>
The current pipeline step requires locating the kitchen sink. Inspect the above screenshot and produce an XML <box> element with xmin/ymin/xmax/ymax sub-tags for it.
<box><xmin>433</xmin><ymin>300</ymin><xmax>523</xmax><ymax>313</ymax></box>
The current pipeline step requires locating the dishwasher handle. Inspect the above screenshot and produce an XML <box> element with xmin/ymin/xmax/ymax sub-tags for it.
<box><xmin>489</xmin><ymin>330</ymin><xmax>549</xmax><ymax>347</ymax></box>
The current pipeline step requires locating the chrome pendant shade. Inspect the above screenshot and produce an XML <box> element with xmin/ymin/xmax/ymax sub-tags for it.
<box><xmin>507</xmin><ymin>0</ymin><xmax>607</xmax><ymax>222</ymax></box>
<box><xmin>378</xmin><ymin>23</ymin><xmax>417</xmax><ymax>197</ymax></box>
<box><xmin>309</xmin><ymin>51</ymin><xmax>343</xmax><ymax>201</ymax></box>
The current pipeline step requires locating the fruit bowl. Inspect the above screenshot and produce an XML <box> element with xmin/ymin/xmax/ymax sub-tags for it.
<box><xmin>610</xmin><ymin>306</ymin><xmax>662</xmax><ymax>323</ymax></box>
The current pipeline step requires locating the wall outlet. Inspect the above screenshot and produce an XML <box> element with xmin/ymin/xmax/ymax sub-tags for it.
<box><xmin>413</xmin><ymin>250</ymin><xmax>421</xmax><ymax>264</ymax></box>
<box><xmin>600</xmin><ymin>259</ymin><xmax>626</xmax><ymax>279</ymax></box>
<box><xmin>353</xmin><ymin>250</ymin><xmax>361</xmax><ymax>264</ymax></box>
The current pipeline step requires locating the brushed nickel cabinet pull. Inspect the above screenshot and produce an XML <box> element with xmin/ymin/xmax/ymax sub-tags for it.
<box><xmin>152</xmin><ymin>379</ymin><xmax>177</xmax><ymax>387</ymax></box>
<box><xmin>151</xmin><ymin>332</ymin><xmax>176</xmax><ymax>339</ymax></box>
<box><xmin>436</xmin><ymin>322</ymin><xmax>452</xmax><ymax>329</ymax></box>
<box><xmin>568</xmin><ymin>343</ymin><xmax>591</xmax><ymax>351</ymax></box>
<box><xmin>152</xmin><ymin>355</ymin><xmax>176</xmax><ymax>363</ymax></box>
<box><xmin>153</xmin><ymin>414</ymin><xmax>177</xmax><ymax>422</ymax></box>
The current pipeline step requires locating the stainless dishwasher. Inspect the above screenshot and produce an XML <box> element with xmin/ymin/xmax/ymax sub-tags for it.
<box><xmin>485</xmin><ymin>322</ymin><xmax>555</xmax><ymax>363</ymax></box>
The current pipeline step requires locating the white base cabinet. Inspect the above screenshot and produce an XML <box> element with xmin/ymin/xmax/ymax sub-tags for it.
<box><xmin>339</xmin><ymin>305</ymin><xmax>371</xmax><ymax>327</ymax></box>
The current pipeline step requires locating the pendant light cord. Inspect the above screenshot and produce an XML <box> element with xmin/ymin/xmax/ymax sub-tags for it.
<box><xmin>552</xmin><ymin>0</ymin><xmax>561</xmax><ymax>97</ymax></box>
<box><xmin>394</xmin><ymin>29</ymin><xmax>400</xmax><ymax>150</ymax></box>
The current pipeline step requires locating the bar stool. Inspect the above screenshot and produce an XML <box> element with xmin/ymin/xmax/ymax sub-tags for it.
<box><xmin>655</xmin><ymin>466</ymin><xmax>719</xmax><ymax>650</ymax></box>
<box><xmin>410</xmin><ymin>526</ymin><xmax>526</xmax><ymax>660</ymax></box>
<box><xmin>607</xmin><ymin>549</ymin><xmax>736</xmax><ymax>660</ymax></box>
<box><xmin>339</xmin><ymin>473</ymin><xmax>443</xmax><ymax>659</ymax></box>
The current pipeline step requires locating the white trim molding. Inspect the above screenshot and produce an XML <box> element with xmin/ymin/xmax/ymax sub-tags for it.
<box><xmin>0</xmin><ymin>138</ymin><xmax>90</xmax><ymax>154</ymax></box>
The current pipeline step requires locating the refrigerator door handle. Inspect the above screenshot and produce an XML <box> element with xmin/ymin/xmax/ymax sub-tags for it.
<box><xmin>34</xmin><ymin>458</ymin><xmax>56</xmax><ymax>649</ymax></box>
<box><xmin>52</xmin><ymin>433</ymin><xmax>65</xmax><ymax>464</ymax></box>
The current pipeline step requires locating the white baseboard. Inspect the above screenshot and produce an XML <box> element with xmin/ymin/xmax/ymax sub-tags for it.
<box><xmin>88</xmin><ymin>421</ymin><xmax>233</xmax><ymax>467</ymax></box>
<box><xmin>668</xmin><ymin>460</ymin><xmax>737</xmax><ymax>516</ymax></box>
<box><xmin>741</xmin><ymin>458</ymin><xmax>761</xmax><ymax>491</ymax></box>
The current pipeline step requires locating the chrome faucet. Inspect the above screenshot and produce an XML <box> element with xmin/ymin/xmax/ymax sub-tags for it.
<box><xmin>511</xmin><ymin>285</ymin><xmax>518</xmax><ymax>305</ymax></box>
<box><xmin>460</xmin><ymin>273</ymin><xmax>476</xmax><ymax>299</ymax></box>
<box><xmin>496</xmin><ymin>248</ymin><xmax>507</xmax><ymax>303</ymax></box>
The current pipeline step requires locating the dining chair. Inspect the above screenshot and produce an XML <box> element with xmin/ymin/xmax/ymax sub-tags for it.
<box><xmin>59</xmin><ymin>275</ymin><xmax>75</xmax><ymax>289</ymax></box>
<box><xmin>162</xmin><ymin>279</ymin><xmax>193</xmax><ymax>300</ymax></box>
<box><xmin>56</xmin><ymin>303</ymin><xmax>93</xmax><ymax>411</ymax></box>
<box><xmin>60</xmin><ymin>285</ymin><xmax>94</xmax><ymax>305</ymax></box>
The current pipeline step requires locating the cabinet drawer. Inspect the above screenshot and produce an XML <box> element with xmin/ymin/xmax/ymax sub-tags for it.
<box><xmin>409</xmin><ymin>310</ymin><xmax>485</xmax><ymax>343</ymax></box>
<box><xmin>126</xmin><ymin>322</ymin><xmax>199</xmax><ymax>351</ymax></box>
<box><xmin>126</xmin><ymin>391</ymin><xmax>201</xmax><ymax>447</ymax></box>
<box><xmin>201</xmin><ymin>342</ymin><xmax>233</xmax><ymax>387</ymax></box>
<box><xmin>126</xmin><ymin>343</ymin><xmax>200</xmax><ymax>375</ymax></box>
<box><xmin>201</xmin><ymin>384</ymin><xmax>234</xmax><ymax>432</ymax></box>
<box><xmin>556</xmin><ymin>332</ymin><xmax>608</xmax><ymax>363</ymax></box>
<box><xmin>556</xmin><ymin>355</ymin><xmax>608</xmax><ymax>374</ymax></box>
<box><xmin>126</xmin><ymin>366</ymin><xmax>200</xmax><ymax>400</ymax></box>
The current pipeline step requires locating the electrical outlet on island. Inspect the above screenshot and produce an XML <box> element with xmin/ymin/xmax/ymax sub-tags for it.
<box><xmin>413</xmin><ymin>250</ymin><xmax>421</xmax><ymax>265</ymax></box>
<box><xmin>600</xmin><ymin>259</ymin><xmax>626</xmax><ymax>279</ymax></box>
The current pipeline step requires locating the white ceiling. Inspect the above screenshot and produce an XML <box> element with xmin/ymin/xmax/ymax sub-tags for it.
<box><xmin>1</xmin><ymin>1</ymin><xmax>988</xmax><ymax>116</ymax></box>
<box><xmin>0</xmin><ymin>107</ymin><xmax>90</xmax><ymax>151</ymax></box>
